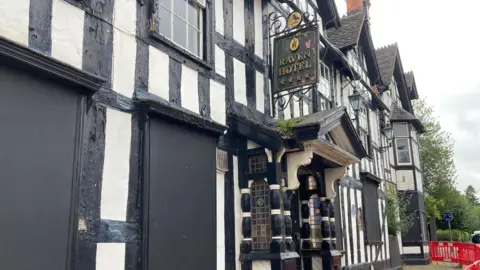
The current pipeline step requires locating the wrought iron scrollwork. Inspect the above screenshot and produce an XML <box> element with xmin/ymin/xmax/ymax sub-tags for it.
<box><xmin>273</xmin><ymin>85</ymin><xmax>315</xmax><ymax>112</ymax></box>
<box><xmin>268</xmin><ymin>11</ymin><xmax>318</xmax><ymax>38</ymax></box>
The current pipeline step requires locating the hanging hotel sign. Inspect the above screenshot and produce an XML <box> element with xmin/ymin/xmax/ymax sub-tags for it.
<box><xmin>272</xmin><ymin>26</ymin><xmax>318</xmax><ymax>94</ymax></box>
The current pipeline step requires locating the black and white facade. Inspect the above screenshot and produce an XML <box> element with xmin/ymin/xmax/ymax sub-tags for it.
<box><xmin>0</xmin><ymin>0</ymin><xmax>426</xmax><ymax>269</ymax></box>
<box><xmin>376</xmin><ymin>44</ymin><xmax>429</xmax><ymax>265</ymax></box>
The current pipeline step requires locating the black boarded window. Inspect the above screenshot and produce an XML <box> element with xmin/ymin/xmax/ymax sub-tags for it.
<box><xmin>251</xmin><ymin>180</ymin><xmax>271</xmax><ymax>250</ymax></box>
<box><xmin>363</xmin><ymin>180</ymin><xmax>381</xmax><ymax>242</ymax></box>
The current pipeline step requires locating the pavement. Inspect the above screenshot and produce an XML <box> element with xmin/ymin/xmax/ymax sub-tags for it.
<box><xmin>404</xmin><ymin>262</ymin><xmax>463</xmax><ymax>269</ymax></box>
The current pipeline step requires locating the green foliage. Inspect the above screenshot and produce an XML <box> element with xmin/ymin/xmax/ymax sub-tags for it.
<box><xmin>465</xmin><ymin>185</ymin><xmax>479</xmax><ymax>205</ymax></box>
<box><xmin>412</xmin><ymin>99</ymin><xmax>480</xmax><ymax>231</ymax></box>
<box><xmin>277</xmin><ymin>118</ymin><xmax>304</xmax><ymax>136</ymax></box>
<box><xmin>387</xmin><ymin>193</ymin><xmax>414</xmax><ymax>236</ymax></box>
<box><xmin>426</xmin><ymin>195</ymin><xmax>444</xmax><ymax>220</ymax></box>
<box><xmin>437</xmin><ymin>229</ymin><xmax>471</xmax><ymax>242</ymax></box>
<box><xmin>413</xmin><ymin>98</ymin><xmax>457</xmax><ymax>197</ymax></box>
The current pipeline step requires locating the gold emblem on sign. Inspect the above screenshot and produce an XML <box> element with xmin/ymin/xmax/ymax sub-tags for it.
<box><xmin>287</xmin><ymin>11</ymin><xmax>303</xmax><ymax>28</ymax></box>
<box><xmin>289</xmin><ymin>37</ymin><xmax>300</xmax><ymax>51</ymax></box>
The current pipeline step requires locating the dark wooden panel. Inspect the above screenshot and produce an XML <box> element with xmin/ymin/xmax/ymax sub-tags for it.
<box><xmin>147</xmin><ymin>118</ymin><xmax>217</xmax><ymax>270</ymax></box>
<box><xmin>0</xmin><ymin>64</ymin><xmax>81</xmax><ymax>270</ymax></box>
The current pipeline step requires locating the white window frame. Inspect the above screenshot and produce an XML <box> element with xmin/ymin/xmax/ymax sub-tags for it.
<box><xmin>157</xmin><ymin>0</ymin><xmax>205</xmax><ymax>58</ymax></box>
<box><xmin>395</xmin><ymin>138</ymin><xmax>412</xmax><ymax>165</ymax></box>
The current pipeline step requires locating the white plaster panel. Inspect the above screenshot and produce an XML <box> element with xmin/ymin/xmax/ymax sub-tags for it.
<box><xmin>233</xmin><ymin>156</ymin><xmax>242</xmax><ymax>270</ymax></box>
<box><xmin>342</xmin><ymin>187</ymin><xmax>350</xmax><ymax>266</ymax></box>
<box><xmin>303</xmin><ymin>101</ymin><xmax>309</xmax><ymax>116</ymax></box>
<box><xmin>252</xmin><ymin>260</ymin><xmax>271</xmax><ymax>270</ymax></box>
<box><xmin>398</xmin><ymin>234</ymin><xmax>403</xmax><ymax>254</ymax></box>
<box><xmin>215</xmin><ymin>45</ymin><xmax>226</xmax><ymax>77</ymax></box>
<box><xmin>366</xmin><ymin>245</ymin><xmax>371</xmax><ymax>265</ymax></box>
<box><xmin>254</xmin><ymin>0</ymin><xmax>263</xmax><ymax>58</ymax></box>
<box><xmin>233</xmin><ymin>58</ymin><xmax>247</xmax><ymax>105</ymax></box>
<box><xmin>396</xmin><ymin>170</ymin><xmax>415</xmax><ymax>191</ymax></box>
<box><xmin>0</xmin><ymin>0</ymin><xmax>29</xmax><ymax>46</ymax></box>
<box><xmin>101</xmin><ymin>109</ymin><xmax>131</xmax><ymax>221</ymax></box>
<box><xmin>232</xmin><ymin>0</ymin><xmax>245</xmax><ymax>45</ymax></box>
<box><xmin>403</xmin><ymin>246</ymin><xmax>421</xmax><ymax>254</ymax></box>
<box><xmin>350</xmin><ymin>188</ymin><xmax>358</xmax><ymax>264</ymax></box>
<box><xmin>416</xmin><ymin>170</ymin><xmax>424</xmax><ymax>192</ymax></box>
<box><xmin>181</xmin><ymin>65</ymin><xmax>199</xmax><ymax>114</ymax></box>
<box><xmin>210</xmin><ymin>80</ymin><xmax>226</xmax><ymax>125</ymax></box>
<box><xmin>51</xmin><ymin>0</ymin><xmax>84</xmax><ymax>69</ymax></box>
<box><xmin>256</xmin><ymin>71</ymin><xmax>265</xmax><ymax>113</ymax></box>
<box><xmin>112</xmin><ymin>29</ymin><xmax>136</xmax><ymax>97</ymax></box>
<box><xmin>96</xmin><ymin>243</ymin><xmax>126</xmax><ymax>270</ymax></box>
<box><xmin>356</xmin><ymin>190</ymin><xmax>365</xmax><ymax>263</ymax></box>
<box><xmin>216</xmin><ymin>172</ymin><xmax>226</xmax><ymax>270</ymax></box>
<box><xmin>113</xmin><ymin>0</ymin><xmax>136</xmax><ymax>35</ymax></box>
<box><xmin>215</xmin><ymin>0</ymin><xmax>224</xmax><ymax>34</ymax></box>
<box><xmin>247</xmin><ymin>140</ymin><xmax>261</xmax><ymax>149</ymax></box>
<box><xmin>148</xmin><ymin>46</ymin><xmax>170</xmax><ymax>100</ymax></box>
<box><xmin>268</xmin><ymin>80</ymin><xmax>273</xmax><ymax>116</ymax></box>
<box><xmin>293</xmin><ymin>101</ymin><xmax>300</xmax><ymax>118</ymax></box>
<box><xmin>380</xmin><ymin>198</ymin><xmax>386</xmax><ymax>260</ymax></box>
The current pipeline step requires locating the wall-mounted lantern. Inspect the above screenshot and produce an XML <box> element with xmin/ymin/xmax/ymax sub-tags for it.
<box><xmin>348</xmin><ymin>89</ymin><xmax>362</xmax><ymax>118</ymax></box>
<box><xmin>379</xmin><ymin>125</ymin><xmax>394</xmax><ymax>152</ymax></box>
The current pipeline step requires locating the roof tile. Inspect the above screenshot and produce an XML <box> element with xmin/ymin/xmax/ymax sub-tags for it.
<box><xmin>375</xmin><ymin>44</ymin><xmax>398</xmax><ymax>85</ymax></box>
<box><xmin>326</xmin><ymin>11</ymin><xmax>365</xmax><ymax>49</ymax></box>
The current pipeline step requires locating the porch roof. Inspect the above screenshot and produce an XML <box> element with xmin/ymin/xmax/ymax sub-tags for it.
<box><xmin>293</xmin><ymin>106</ymin><xmax>368</xmax><ymax>166</ymax></box>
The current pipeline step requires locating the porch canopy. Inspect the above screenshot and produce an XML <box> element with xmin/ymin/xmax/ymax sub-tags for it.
<box><xmin>228</xmin><ymin>103</ymin><xmax>367</xmax><ymax>191</ymax></box>
<box><xmin>287</xmin><ymin>106</ymin><xmax>367</xmax><ymax>190</ymax></box>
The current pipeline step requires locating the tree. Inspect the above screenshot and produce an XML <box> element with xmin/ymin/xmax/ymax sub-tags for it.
<box><xmin>413</xmin><ymin>98</ymin><xmax>457</xmax><ymax>197</ymax></box>
<box><xmin>425</xmin><ymin>195</ymin><xmax>443</xmax><ymax>220</ymax></box>
<box><xmin>465</xmin><ymin>185</ymin><xmax>479</xmax><ymax>205</ymax></box>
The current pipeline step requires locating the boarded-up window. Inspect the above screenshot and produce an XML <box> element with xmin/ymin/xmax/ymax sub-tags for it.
<box><xmin>363</xmin><ymin>179</ymin><xmax>382</xmax><ymax>242</ymax></box>
<box><xmin>251</xmin><ymin>180</ymin><xmax>271</xmax><ymax>250</ymax></box>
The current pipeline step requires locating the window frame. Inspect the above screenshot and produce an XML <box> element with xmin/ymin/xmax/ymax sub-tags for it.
<box><xmin>150</xmin><ymin>0</ymin><xmax>214</xmax><ymax>69</ymax></box>
<box><xmin>395</xmin><ymin>138</ymin><xmax>412</xmax><ymax>165</ymax></box>
<box><xmin>156</xmin><ymin>0</ymin><xmax>205</xmax><ymax>58</ymax></box>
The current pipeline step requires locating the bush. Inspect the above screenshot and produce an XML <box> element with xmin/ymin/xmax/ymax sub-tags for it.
<box><xmin>437</xmin><ymin>229</ymin><xmax>471</xmax><ymax>242</ymax></box>
<box><xmin>387</xmin><ymin>194</ymin><xmax>414</xmax><ymax>236</ymax></box>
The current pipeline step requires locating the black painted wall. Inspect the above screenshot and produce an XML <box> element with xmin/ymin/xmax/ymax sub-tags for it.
<box><xmin>145</xmin><ymin>117</ymin><xmax>217</xmax><ymax>270</ymax></box>
<box><xmin>0</xmin><ymin>63</ymin><xmax>83</xmax><ymax>270</ymax></box>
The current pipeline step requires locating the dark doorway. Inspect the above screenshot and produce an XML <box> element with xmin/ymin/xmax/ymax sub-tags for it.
<box><xmin>0</xmin><ymin>64</ymin><xmax>83</xmax><ymax>270</ymax></box>
<box><xmin>145</xmin><ymin>117</ymin><xmax>217</xmax><ymax>270</ymax></box>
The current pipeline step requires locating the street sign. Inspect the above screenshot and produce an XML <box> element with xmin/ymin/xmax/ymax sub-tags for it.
<box><xmin>443</xmin><ymin>212</ymin><xmax>454</xmax><ymax>223</ymax></box>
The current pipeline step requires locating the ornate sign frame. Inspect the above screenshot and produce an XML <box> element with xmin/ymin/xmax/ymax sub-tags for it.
<box><xmin>269</xmin><ymin>10</ymin><xmax>319</xmax><ymax>115</ymax></box>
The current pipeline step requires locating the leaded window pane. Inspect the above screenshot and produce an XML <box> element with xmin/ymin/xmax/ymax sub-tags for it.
<box><xmin>251</xmin><ymin>180</ymin><xmax>271</xmax><ymax>250</ymax></box>
<box><xmin>249</xmin><ymin>155</ymin><xmax>267</xmax><ymax>174</ymax></box>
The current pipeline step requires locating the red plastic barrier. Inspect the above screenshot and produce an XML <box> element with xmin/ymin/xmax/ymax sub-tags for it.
<box><xmin>465</xmin><ymin>260</ymin><xmax>480</xmax><ymax>270</ymax></box>
<box><xmin>429</xmin><ymin>242</ymin><xmax>480</xmax><ymax>265</ymax></box>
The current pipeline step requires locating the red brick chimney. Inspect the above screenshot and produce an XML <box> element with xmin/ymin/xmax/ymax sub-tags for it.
<box><xmin>346</xmin><ymin>0</ymin><xmax>371</xmax><ymax>15</ymax></box>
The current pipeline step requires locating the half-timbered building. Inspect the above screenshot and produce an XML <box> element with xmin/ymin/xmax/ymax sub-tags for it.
<box><xmin>0</xmin><ymin>0</ymin><xmax>426</xmax><ymax>269</ymax></box>
<box><xmin>376</xmin><ymin>44</ymin><xmax>429</xmax><ymax>265</ymax></box>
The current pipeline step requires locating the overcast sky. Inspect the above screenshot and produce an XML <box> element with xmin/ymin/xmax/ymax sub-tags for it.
<box><xmin>334</xmin><ymin>0</ymin><xmax>480</xmax><ymax>192</ymax></box>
